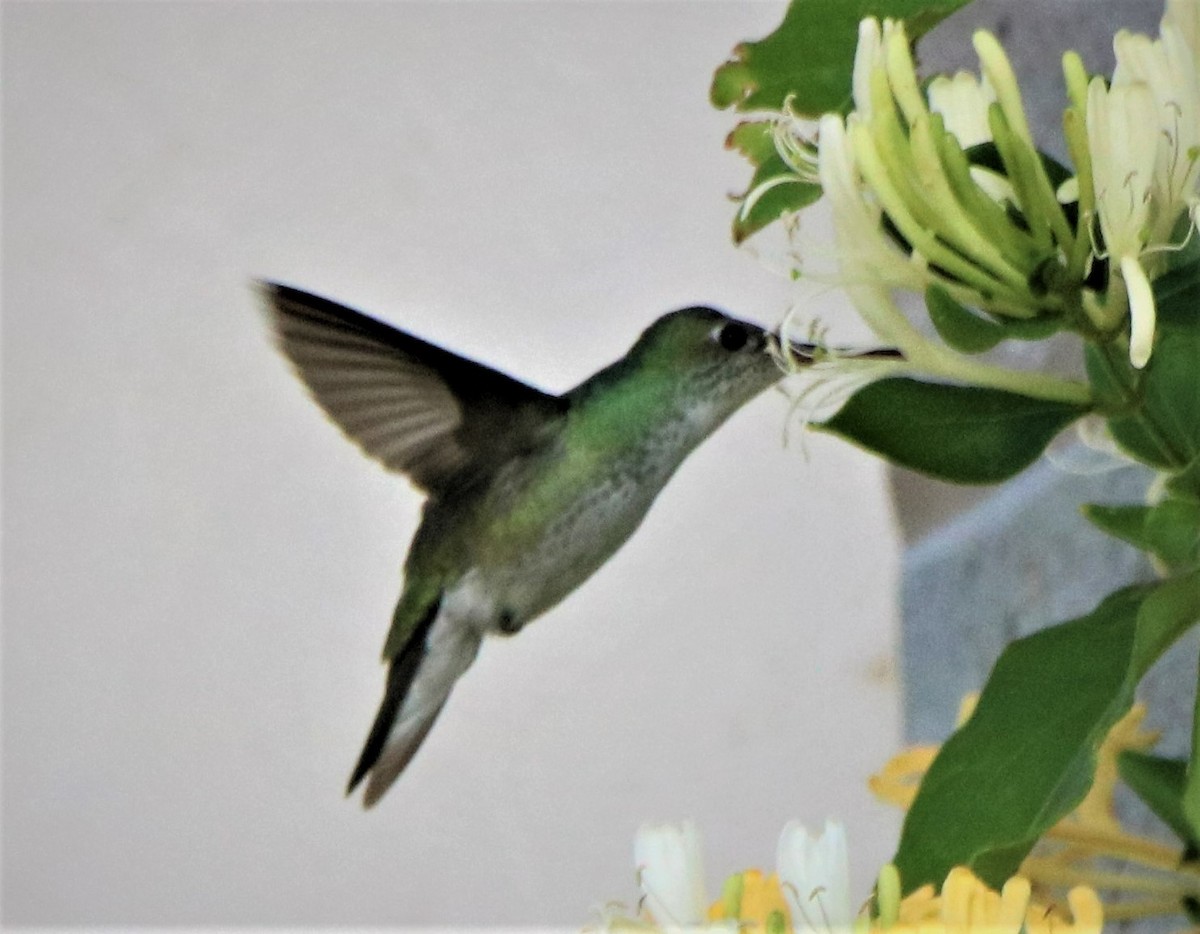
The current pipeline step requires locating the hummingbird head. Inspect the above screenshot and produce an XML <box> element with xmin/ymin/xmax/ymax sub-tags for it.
<box><xmin>614</xmin><ymin>306</ymin><xmax>786</xmax><ymax>422</ymax></box>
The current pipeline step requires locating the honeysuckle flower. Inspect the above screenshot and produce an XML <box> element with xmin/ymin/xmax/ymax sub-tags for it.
<box><xmin>1086</xmin><ymin>77</ymin><xmax>1162</xmax><ymax>368</ymax></box>
<box><xmin>771</xmin><ymin>17</ymin><xmax>1093</xmax><ymax>407</ymax></box>
<box><xmin>1167</xmin><ymin>0</ymin><xmax>1200</xmax><ymax>48</ymax></box>
<box><xmin>708</xmin><ymin>868</ymin><xmax>792</xmax><ymax>932</ymax></box>
<box><xmin>926</xmin><ymin>72</ymin><xmax>1013</xmax><ymax>203</ymax></box>
<box><xmin>633</xmin><ymin>821</ymin><xmax>729</xmax><ymax>931</ymax></box>
<box><xmin>927</xmin><ymin>72</ymin><xmax>996</xmax><ymax>149</ymax></box>
<box><xmin>1078</xmin><ymin>0</ymin><xmax>1200</xmax><ymax>367</ymax></box>
<box><xmin>812</xmin><ymin>18</ymin><xmax>1077</xmax><ymax>324</ymax></box>
<box><xmin>1112</xmin><ymin>6</ymin><xmax>1200</xmax><ymax>244</ymax></box>
<box><xmin>595</xmin><ymin>816</ymin><xmax>1105</xmax><ymax>933</ymax></box>
<box><xmin>771</xmin><ymin>99</ymin><xmax>822</xmax><ymax>185</ymax></box>
<box><xmin>776</xmin><ymin>821</ymin><xmax>853</xmax><ymax>934</ymax></box>
<box><xmin>762</xmin><ymin>1</ymin><xmax>1200</xmax><ymax>397</ymax></box>
<box><xmin>871</xmin><ymin>701</ymin><xmax>1200</xmax><ymax>922</ymax></box>
<box><xmin>874</xmin><ymin>864</ymin><xmax>1103</xmax><ymax>934</ymax></box>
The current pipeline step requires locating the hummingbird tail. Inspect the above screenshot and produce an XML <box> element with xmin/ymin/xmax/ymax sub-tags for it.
<box><xmin>347</xmin><ymin>593</ymin><xmax>482</xmax><ymax>808</ymax></box>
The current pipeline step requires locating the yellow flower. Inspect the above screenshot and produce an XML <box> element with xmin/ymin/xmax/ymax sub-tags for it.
<box><xmin>871</xmin><ymin>864</ymin><xmax>1103</xmax><ymax>934</ymax></box>
<box><xmin>708</xmin><ymin>869</ymin><xmax>791</xmax><ymax>933</ymax></box>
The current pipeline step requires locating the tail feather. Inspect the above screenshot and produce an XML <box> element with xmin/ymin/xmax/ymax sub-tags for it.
<box><xmin>345</xmin><ymin>654</ymin><xmax>423</xmax><ymax>796</ymax></box>
<box><xmin>347</xmin><ymin>591</ymin><xmax>483</xmax><ymax>807</ymax></box>
<box><xmin>361</xmin><ymin>704</ymin><xmax>448</xmax><ymax>808</ymax></box>
<box><xmin>346</xmin><ymin>594</ymin><xmax>441</xmax><ymax>801</ymax></box>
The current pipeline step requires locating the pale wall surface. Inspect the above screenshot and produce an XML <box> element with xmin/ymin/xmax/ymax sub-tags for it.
<box><xmin>3</xmin><ymin>3</ymin><xmax>901</xmax><ymax>925</ymax></box>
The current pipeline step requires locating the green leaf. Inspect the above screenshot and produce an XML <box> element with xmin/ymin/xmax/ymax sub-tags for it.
<box><xmin>818</xmin><ymin>378</ymin><xmax>1089</xmax><ymax>484</ymax></box>
<box><xmin>711</xmin><ymin>0</ymin><xmax>975</xmax><ymax>115</ymax></box>
<box><xmin>1120</xmin><ymin>752</ymin><xmax>1194</xmax><ymax>846</ymax></box>
<box><xmin>926</xmin><ymin>284</ymin><xmax>1006</xmax><ymax>353</ymax></box>
<box><xmin>1167</xmin><ymin>455</ymin><xmax>1200</xmax><ymax>503</ymax></box>
<box><xmin>993</xmin><ymin>316</ymin><xmax>1063</xmax><ymax>342</ymax></box>
<box><xmin>894</xmin><ymin>572</ymin><xmax>1200</xmax><ymax>892</ymax></box>
<box><xmin>1090</xmin><ymin>254</ymin><xmax>1200</xmax><ymax>470</ymax></box>
<box><xmin>1146</xmin><ymin>499</ymin><xmax>1200</xmax><ymax>568</ymax></box>
<box><xmin>1082</xmin><ymin>503</ymin><xmax>1154</xmax><ymax>549</ymax></box>
<box><xmin>725</xmin><ymin>121</ymin><xmax>822</xmax><ymax>243</ymax></box>
<box><xmin>924</xmin><ymin>286</ymin><xmax>1061</xmax><ymax>351</ymax></box>
<box><xmin>1083</xmin><ymin>499</ymin><xmax>1200</xmax><ymax>569</ymax></box>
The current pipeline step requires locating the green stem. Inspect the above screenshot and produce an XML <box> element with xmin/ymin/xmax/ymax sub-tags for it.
<box><xmin>1104</xmin><ymin>899</ymin><xmax>1194</xmax><ymax>921</ymax></box>
<box><xmin>1045</xmin><ymin>823</ymin><xmax>1183</xmax><ymax>871</ymax></box>
<box><xmin>905</xmin><ymin>343</ymin><xmax>1093</xmax><ymax>405</ymax></box>
<box><xmin>1022</xmin><ymin>857</ymin><xmax>1200</xmax><ymax>897</ymax></box>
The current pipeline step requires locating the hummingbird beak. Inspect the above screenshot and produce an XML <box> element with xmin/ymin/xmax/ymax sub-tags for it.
<box><xmin>765</xmin><ymin>330</ymin><xmax>819</xmax><ymax>364</ymax></box>
<box><xmin>769</xmin><ymin>330</ymin><xmax>905</xmax><ymax>365</ymax></box>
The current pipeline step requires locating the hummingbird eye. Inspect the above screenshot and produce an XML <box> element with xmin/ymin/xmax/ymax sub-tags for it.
<box><xmin>713</xmin><ymin>322</ymin><xmax>749</xmax><ymax>352</ymax></box>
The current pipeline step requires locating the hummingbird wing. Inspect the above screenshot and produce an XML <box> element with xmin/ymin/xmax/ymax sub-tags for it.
<box><xmin>261</xmin><ymin>282</ymin><xmax>567</xmax><ymax>496</ymax></box>
<box><xmin>347</xmin><ymin>589</ymin><xmax>482</xmax><ymax>807</ymax></box>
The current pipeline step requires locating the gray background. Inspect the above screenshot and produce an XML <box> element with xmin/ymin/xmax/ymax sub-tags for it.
<box><xmin>4</xmin><ymin>3</ymin><xmax>902</xmax><ymax>926</ymax></box>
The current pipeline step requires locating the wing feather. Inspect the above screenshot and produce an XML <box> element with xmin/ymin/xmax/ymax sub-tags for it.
<box><xmin>261</xmin><ymin>282</ymin><xmax>567</xmax><ymax>495</ymax></box>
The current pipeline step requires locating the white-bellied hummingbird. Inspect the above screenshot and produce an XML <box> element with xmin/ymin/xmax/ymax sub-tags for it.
<box><xmin>262</xmin><ymin>282</ymin><xmax>886</xmax><ymax>807</ymax></box>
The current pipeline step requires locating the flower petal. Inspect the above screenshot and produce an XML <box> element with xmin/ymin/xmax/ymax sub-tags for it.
<box><xmin>928</xmin><ymin>71</ymin><xmax>997</xmax><ymax>148</ymax></box>
<box><xmin>1120</xmin><ymin>254</ymin><xmax>1157</xmax><ymax>368</ymax></box>
<box><xmin>851</xmin><ymin>18</ymin><xmax>883</xmax><ymax>118</ymax></box>
<box><xmin>1087</xmin><ymin>78</ymin><xmax>1157</xmax><ymax>259</ymax></box>
<box><xmin>634</xmin><ymin>821</ymin><xmax>708</xmax><ymax>927</ymax></box>
<box><xmin>1163</xmin><ymin>0</ymin><xmax>1200</xmax><ymax>62</ymax></box>
<box><xmin>776</xmin><ymin>820</ymin><xmax>852</xmax><ymax>933</ymax></box>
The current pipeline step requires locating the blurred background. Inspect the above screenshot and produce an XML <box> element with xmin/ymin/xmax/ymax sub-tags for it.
<box><xmin>4</xmin><ymin>3</ymin><xmax>902</xmax><ymax>926</ymax></box>
<box><xmin>6</xmin><ymin>1</ymin><xmax>1166</xmax><ymax>927</ymax></box>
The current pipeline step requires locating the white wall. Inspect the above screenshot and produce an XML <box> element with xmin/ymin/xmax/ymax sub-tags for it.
<box><xmin>3</xmin><ymin>3</ymin><xmax>901</xmax><ymax>925</ymax></box>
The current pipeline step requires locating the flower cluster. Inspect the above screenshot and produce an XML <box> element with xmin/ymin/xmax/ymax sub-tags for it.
<box><xmin>591</xmin><ymin>819</ymin><xmax>1102</xmax><ymax>933</ymax></box>
<box><xmin>764</xmin><ymin>1</ymin><xmax>1199</xmax><ymax>390</ymax></box>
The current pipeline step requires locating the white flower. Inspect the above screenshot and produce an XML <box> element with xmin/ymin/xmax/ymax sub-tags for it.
<box><xmin>1087</xmin><ymin>79</ymin><xmax>1158</xmax><ymax>261</ymax></box>
<box><xmin>811</xmin><ymin>19</ymin><xmax>1072</xmax><ymax>323</ymax></box>
<box><xmin>815</xmin><ymin>114</ymin><xmax>929</xmax><ymax>321</ymax></box>
<box><xmin>776</xmin><ymin>821</ymin><xmax>853</xmax><ymax>934</ymax></box>
<box><xmin>1111</xmin><ymin>20</ymin><xmax>1200</xmax><ymax>244</ymax></box>
<box><xmin>1084</xmin><ymin>2</ymin><xmax>1200</xmax><ymax>367</ymax></box>
<box><xmin>1164</xmin><ymin>0</ymin><xmax>1200</xmax><ymax>81</ymax></box>
<box><xmin>1121</xmin><ymin>255</ymin><xmax>1158</xmax><ymax>369</ymax></box>
<box><xmin>633</xmin><ymin>821</ymin><xmax>733</xmax><ymax>932</ymax></box>
<box><xmin>850</xmin><ymin>18</ymin><xmax>885</xmax><ymax>119</ymax></box>
<box><xmin>927</xmin><ymin>71</ymin><xmax>996</xmax><ymax>148</ymax></box>
<box><xmin>783</xmin><ymin>18</ymin><xmax>1093</xmax><ymax>405</ymax></box>
<box><xmin>1086</xmin><ymin>77</ymin><xmax>1159</xmax><ymax>366</ymax></box>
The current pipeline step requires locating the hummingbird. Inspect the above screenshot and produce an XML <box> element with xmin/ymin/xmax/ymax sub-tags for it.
<box><xmin>262</xmin><ymin>282</ymin><xmax>801</xmax><ymax>807</ymax></box>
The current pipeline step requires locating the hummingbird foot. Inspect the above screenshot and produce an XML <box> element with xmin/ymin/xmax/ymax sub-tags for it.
<box><xmin>495</xmin><ymin>608</ymin><xmax>523</xmax><ymax>636</ymax></box>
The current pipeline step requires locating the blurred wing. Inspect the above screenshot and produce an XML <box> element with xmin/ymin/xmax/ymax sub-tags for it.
<box><xmin>261</xmin><ymin>282</ymin><xmax>567</xmax><ymax>495</ymax></box>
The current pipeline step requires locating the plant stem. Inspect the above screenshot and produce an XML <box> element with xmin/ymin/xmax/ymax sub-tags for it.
<box><xmin>1045</xmin><ymin>823</ymin><xmax>1183</xmax><ymax>871</ymax></box>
